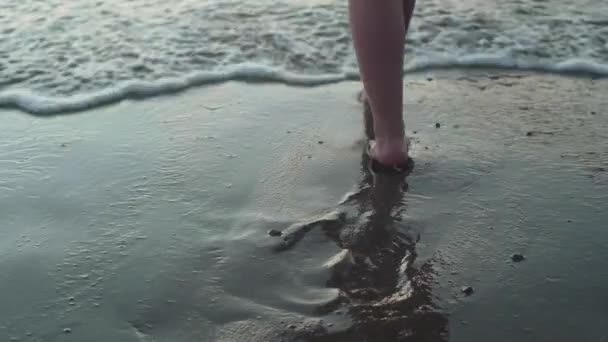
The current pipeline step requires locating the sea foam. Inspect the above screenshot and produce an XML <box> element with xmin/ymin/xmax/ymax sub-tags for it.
<box><xmin>1</xmin><ymin>57</ymin><xmax>606</xmax><ymax>116</ymax></box>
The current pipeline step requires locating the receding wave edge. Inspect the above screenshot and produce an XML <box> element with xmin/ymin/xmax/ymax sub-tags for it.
<box><xmin>1</xmin><ymin>56</ymin><xmax>606</xmax><ymax>115</ymax></box>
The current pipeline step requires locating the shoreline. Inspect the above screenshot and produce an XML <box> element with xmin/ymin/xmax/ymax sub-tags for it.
<box><xmin>2</xmin><ymin>66</ymin><xmax>607</xmax><ymax>116</ymax></box>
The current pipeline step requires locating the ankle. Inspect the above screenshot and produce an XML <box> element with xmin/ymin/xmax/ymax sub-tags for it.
<box><xmin>374</xmin><ymin>137</ymin><xmax>404</xmax><ymax>149</ymax></box>
<box><xmin>373</xmin><ymin>123</ymin><xmax>404</xmax><ymax>143</ymax></box>
<box><xmin>370</xmin><ymin>138</ymin><xmax>408</xmax><ymax>165</ymax></box>
<box><xmin>373</xmin><ymin>138</ymin><xmax>405</xmax><ymax>153</ymax></box>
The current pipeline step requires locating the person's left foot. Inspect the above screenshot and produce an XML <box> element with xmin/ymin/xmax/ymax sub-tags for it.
<box><xmin>358</xmin><ymin>89</ymin><xmax>375</xmax><ymax>140</ymax></box>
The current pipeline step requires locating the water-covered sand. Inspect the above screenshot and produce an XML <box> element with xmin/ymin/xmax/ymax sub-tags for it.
<box><xmin>1</xmin><ymin>71</ymin><xmax>607</xmax><ymax>341</ymax></box>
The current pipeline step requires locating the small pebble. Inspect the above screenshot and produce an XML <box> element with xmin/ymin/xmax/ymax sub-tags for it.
<box><xmin>63</xmin><ymin>328</ymin><xmax>72</xmax><ymax>334</ymax></box>
<box><xmin>318</xmin><ymin>140</ymin><xmax>324</xmax><ymax>144</ymax></box>
<box><xmin>427</xmin><ymin>77</ymin><xmax>433</xmax><ymax>81</ymax></box>
<box><xmin>413</xmin><ymin>130</ymin><xmax>417</xmax><ymax>134</ymax></box>
<box><xmin>461</xmin><ymin>286</ymin><xmax>474</xmax><ymax>295</ymax></box>
<box><xmin>288</xmin><ymin>325</ymin><xmax>297</xmax><ymax>329</ymax></box>
<box><xmin>268</xmin><ymin>229</ymin><xmax>282</xmax><ymax>237</ymax></box>
<box><xmin>591</xmin><ymin>111</ymin><xmax>596</xmax><ymax>115</ymax></box>
<box><xmin>435</xmin><ymin>122</ymin><xmax>441</xmax><ymax>128</ymax></box>
<box><xmin>61</xmin><ymin>143</ymin><xmax>67</xmax><ymax>147</ymax></box>
<box><xmin>526</xmin><ymin>131</ymin><xmax>534</xmax><ymax>136</ymax></box>
<box><xmin>511</xmin><ymin>254</ymin><xmax>525</xmax><ymax>262</ymax></box>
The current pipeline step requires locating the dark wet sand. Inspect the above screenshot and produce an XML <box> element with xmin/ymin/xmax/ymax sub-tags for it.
<box><xmin>1</xmin><ymin>71</ymin><xmax>607</xmax><ymax>342</ymax></box>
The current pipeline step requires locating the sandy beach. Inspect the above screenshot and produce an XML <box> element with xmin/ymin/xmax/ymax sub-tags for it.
<box><xmin>1</xmin><ymin>71</ymin><xmax>607</xmax><ymax>342</ymax></box>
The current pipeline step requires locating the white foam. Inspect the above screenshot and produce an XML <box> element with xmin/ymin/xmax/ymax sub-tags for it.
<box><xmin>1</xmin><ymin>57</ymin><xmax>606</xmax><ymax>116</ymax></box>
<box><xmin>407</xmin><ymin>54</ymin><xmax>608</xmax><ymax>75</ymax></box>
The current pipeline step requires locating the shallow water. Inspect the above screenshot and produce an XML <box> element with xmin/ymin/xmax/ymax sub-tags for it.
<box><xmin>1</xmin><ymin>0</ymin><xmax>608</xmax><ymax>114</ymax></box>
<box><xmin>1</xmin><ymin>73</ymin><xmax>607</xmax><ymax>341</ymax></box>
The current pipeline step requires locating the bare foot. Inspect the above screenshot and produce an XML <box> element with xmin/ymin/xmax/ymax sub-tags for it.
<box><xmin>369</xmin><ymin>139</ymin><xmax>409</xmax><ymax>166</ymax></box>
<box><xmin>357</xmin><ymin>89</ymin><xmax>368</xmax><ymax>103</ymax></box>
<box><xmin>359</xmin><ymin>89</ymin><xmax>408</xmax><ymax>166</ymax></box>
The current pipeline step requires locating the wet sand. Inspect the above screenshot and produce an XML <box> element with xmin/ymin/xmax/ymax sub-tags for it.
<box><xmin>1</xmin><ymin>71</ymin><xmax>607</xmax><ymax>342</ymax></box>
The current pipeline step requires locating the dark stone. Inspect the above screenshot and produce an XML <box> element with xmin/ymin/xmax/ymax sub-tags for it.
<box><xmin>268</xmin><ymin>229</ymin><xmax>282</xmax><ymax>237</ymax></box>
<box><xmin>427</xmin><ymin>77</ymin><xmax>433</xmax><ymax>81</ymax></box>
<box><xmin>435</xmin><ymin>123</ymin><xmax>441</xmax><ymax>128</ymax></box>
<box><xmin>318</xmin><ymin>140</ymin><xmax>324</xmax><ymax>144</ymax></box>
<box><xmin>511</xmin><ymin>254</ymin><xmax>525</xmax><ymax>262</ymax></box>
<box><xmin>526</xmin><ymin>131</ymin><xmax>534</xmax><ymax>136</ymax></box>
<box><xmin>591</xmin><ymin>111</ymin><xmax>596</xmax><ymax>115</ymax></box>
<box><xmin>461</xmin><ymin>286</ymin><xmax>474</xmax><ymax>295</ymax></box>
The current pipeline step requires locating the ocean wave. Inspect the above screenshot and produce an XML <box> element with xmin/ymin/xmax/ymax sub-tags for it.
<box><xmin>1</xmin><ymin>56</ymin><xmax>606</xmax><ymax>116</ymax></box>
